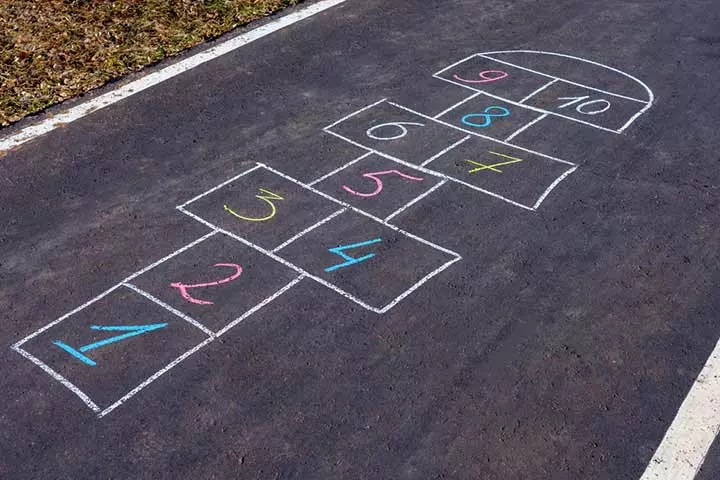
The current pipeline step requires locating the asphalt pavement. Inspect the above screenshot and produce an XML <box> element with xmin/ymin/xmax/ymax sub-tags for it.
<box><xmin>2</xmin><ymin>0</ymin><xmax>720</xmax><ymax>478</ymax></box>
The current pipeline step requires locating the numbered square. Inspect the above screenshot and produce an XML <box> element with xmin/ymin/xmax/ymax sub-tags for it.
<box><xmin>18</xmin><ymin>287</ymin><xmax>210</xmax><ymax>408</ymax></box>
<box><xmin>424</xmin><ymin>136</ymin><xmax>577</xmax><ymax>210</ymax></box>
<box><xmin>434</xmin><ymin>54</ymin><xmax>554</xmax><ymax>103</ymax></box>
<box><xmin>520</xmin><ymin>79</ymin><xmax>649</xmax><ymax>131</ymax></box>
<box><xmin>313</xmin><ymin>153</ymin><xmax>444</xmax><ymax>220</ymax></box>
<box><xmin>130</xmin><ymin>233</ymin><xmax>300</xmax><ymax>334</ymax></box>
<box><xmin>435</xmin><ymin>93</ymin><xmax>544</xmax><ymax>141</ymax></box>
<box><xmin>325</xmin><ymin>100</ymin><xmax>467</xmax><ymax>165</ymax></box>
<box><xmin>275</xmin><ymin>210</ymin><xmax>458</xmax><ymax>312</ymax></box>
<box><xmin>182</xmin><ymin>166</ymin><xmax>340</xmax><ymax>251</ymax></box>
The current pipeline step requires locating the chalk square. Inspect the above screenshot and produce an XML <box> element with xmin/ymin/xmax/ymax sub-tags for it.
<box><xmin>313</xmin><ymin>153</ymin><xmax>443</xmax><ymax>220</ymax></box>
<box><xmin>276</xmin><ymin>210</ymin><xmax>456</xmax><ymax>312</ymax></box>
<box><xmin>182</xmin><ymin>167</ymin><xmax>340</xmax><ymax>251</ymax></box>
<box><xmin>434</xmin><ymin>54</ymin><xmax>553</xmax><ymax>103</ymax></box>
<box><xmin>326</xmin><ymin>100</ymin><xmax>467</xmax><ymax>165</ymax></box>
<box><xmin>130</xmin><ymin>233</ymin><xmax>298</xmax><ymax>334</ymax></box>
<box><xmin>19</xmin><ymin>287</ymin><xmax>210</xmax><ymax>408</ymax></box>
<box><xmin>436</xmin><ymin>93</ymin><xmax>544</xmax><ymax>141</ymax></box>
<box><xmin>424</xmin><ymin>136</ymin><xmax>576</xmax><ymax>209</ymax></box>
<box><xmin>521</xmin><ymin>79</ymin><xmax>648</xmax><ymax>131</ymax></box>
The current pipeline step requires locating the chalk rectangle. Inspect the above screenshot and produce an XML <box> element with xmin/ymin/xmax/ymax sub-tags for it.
<box><xmin>181</xmin><ymin>166</ymin><xmax>340</xmax><ymax>251</ymax></box>
<box><xmin>434</xmin><ymin>92</ymin><xmax>546</xmax><ymax>142</ymax></box>
<box><xmin>17</xmin><ymin>287</ymin><xmax>211</xmax><ymax>409</ymax></box>
<box><xmin>423</xmin><ymin>136</ymin><xmax>577</xmax><ymax>210</ymax></box>
<box><xmin>324</xmin><ymin>100</ymin><xmax>467</xmax><ymax>165</ymax></box>
<box><xmin>129</xmin><ymin>233</ymin><xmax>299</xmax><ymax>334</ymax></box>
<box><xmin>521</xmin><ymin>79</ymin><xmax>648</xmax><ymax>131</ymax></box>
<box><xmin>312</xmin><ymin>153</ymin><xmax>444</xmax><ymax>219</ymax></box>
<box><xmin>434</xmin><ymin>54</ymin><xmax>554</xmax><ymax>103</ymax></box>
<box><xmin>277</xmin><ymin>210</ymin><xmax>458</xmax><ymax>312</ymax></box>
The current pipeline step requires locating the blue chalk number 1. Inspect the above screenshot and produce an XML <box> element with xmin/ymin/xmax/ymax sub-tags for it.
<box><xmin>324</xmin><ymin>238</ymin><xmax>383</xmax><ymax>273</ymax></box>
<box><xmin>53</xmin><ymin>323</ymin><xmax>168</xmax><ymax>367</ymax></box>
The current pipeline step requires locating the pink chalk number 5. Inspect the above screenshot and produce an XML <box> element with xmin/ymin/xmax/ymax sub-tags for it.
<box><xmin>342</xmin><ymin>170</ymin><xmax>424</xmax><ymax>197</ymax></box>
<box><xmin>170</xmin><ymin>263</ymin><xmax>243</xmax><ymax>305</ymax></box>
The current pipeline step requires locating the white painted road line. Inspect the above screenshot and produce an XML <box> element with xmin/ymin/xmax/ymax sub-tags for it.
<box><xmin>641</xmin><ymin>337</ymin><xmax>720</xmax><ymax>480</ymax></box>
<box><xmin>0</xmin><ymin>0</ymin><xmax>349</xmax><ymax>152</ymax></box>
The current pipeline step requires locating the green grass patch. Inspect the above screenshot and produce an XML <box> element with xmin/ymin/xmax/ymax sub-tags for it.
<box><xmin>0</xmin><ymin>0</ymin><xmax>299</xmax><ymax>126</ymax></box>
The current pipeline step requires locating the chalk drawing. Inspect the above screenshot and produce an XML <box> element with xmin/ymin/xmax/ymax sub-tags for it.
<box><xmin>170</xmin><ymin>263</ymin><xmax>243</xmax><ymax>305</ymax></box>
<box><xmin>366</xmin><ymin>122</ymin><xmax>424</xmax><ymax>140</ymax></box>
<box><xmin>12</xmin><ymin>50</ymin><xmax>654</xmax><ymax>419</ymax></box>
<box><xmin>557</xmin><ymin>96</ymin><xmax>611</xmax><ymax>115</ymax></box>
<box><xmin>53</xmin><ymin>324</ymin><xmax>169</xmax><ymax>366</ymax></box>
<box><xmin>324</xmin><ymin>238</ymin><xmax>383</xmax><ymax>273</ymax></box>
<box><xmin>461</xmin><ymin>106</ymin><xmax>511</xmax><ymax>128</ymax></box>
<box><xmin>466</xmin><ymin>152</ymin><xmax>524</xmax><ymax>174</ymax></box>
<box><xmin>342</xmin><ymin>170</ymin><xmax>424</xmax><ymax>197</ymax></box>
<box><xmin>224</xmin><ymin>188</ymin><xmax>283</xmax><ymax>222</ymax></box>
<box><xmin>453</xmin><ymin>70</ymin><xmax>509</xmax><ymax>84</ymax></box>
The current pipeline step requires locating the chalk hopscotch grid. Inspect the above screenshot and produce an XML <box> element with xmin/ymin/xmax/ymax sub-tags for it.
<box><xmin>323</xmin><ymin>101</ymin><xmax>577</xmax><ymax>212</ymax></box>
<box><xmin>178</xmin><ymin>163</ymin><xmax>463</xmax><ymax>314</ymax></box>
<box><xmin>11</xmin><ymin>51</ymin><xmax>655</xmax><ymax>424</ymax></box>
<box><xmin>431</xmin><ymin>52</ymin><xmax>654</xmax><ymax>133</ymax></box>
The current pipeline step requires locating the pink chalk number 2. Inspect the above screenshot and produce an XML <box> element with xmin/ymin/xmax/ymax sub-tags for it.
<box><xmin>170</xmin><ymin>263</ymin><xmax>243</xmax><ymax>305</ymax></box>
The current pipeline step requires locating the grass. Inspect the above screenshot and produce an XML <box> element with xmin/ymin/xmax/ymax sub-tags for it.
<box><xmin>0</xmin><ymin>0</ymin><xmax>300</xmax><ymax>126</ymax></box>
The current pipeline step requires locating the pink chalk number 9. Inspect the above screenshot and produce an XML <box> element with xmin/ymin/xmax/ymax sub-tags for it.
<box><xmin>453</xmin><ymin>70</ymin><xmax>509</xmax><ymax>84</ymax></box>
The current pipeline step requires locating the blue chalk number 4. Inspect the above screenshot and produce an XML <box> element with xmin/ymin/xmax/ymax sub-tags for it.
<box><xmin>53</xmin><ymin>323</ymin><xmax>168</xmax><ymax>367</ymax></box>
<box><xmin>324</xmin><ymin>238</ymin><xmax>383</xmax><ymax>273</ymax></box>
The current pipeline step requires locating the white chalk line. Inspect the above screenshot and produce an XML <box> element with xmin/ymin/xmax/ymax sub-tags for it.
<box><xmin>640</xmin><ymin>337</ymin><xmax>720</xmax><ymax>480</ymax></box>
<box><xmin>0</xmin><ymin>0</ymin><xmax>350</xmax><ymax>151</ymax></box>
<box><xmin>178</xmin><ymin>165</ymin><xmax>263</xmax><ymax>208</ymax></box>
<box><xmin>323</xmin><ymin>98</ymin><xmax>388</xmax><ymax>130</ymax></box>
<box><xmin>433</xmin><ymin>92</ymin><xmax>482</xmax><ymax>118</ymax></box>
<box><xmin>385</xmin><ymin>101</ymin><xmax>576</xmax><ymax>166</ymax></box>
<box><xmin>519</xmin><ymin>79</ymin><xmax>559</xmax><ymax>104</ymax></box>
<box><xmin>384</xmin><ymin>179</ymin><xmax>448</xmax><ymax>223</ymax></box>
<box><xmin>324</xmin><ymin>129</ymin><xmax>535</xmax><ymax>211</ymax></box>
<box><xmin>97</xmin><ymin>336</ymin><xmax>216</xmax><ymax>418</ymax></box>
<box><xmin>12</xmin><ymin>345</ymin><xmax>101</xmax><ymax>413</ymax></box>
<box><xmin>215</xmin><ymin>274</ymin><xmax>305</xmax><ymax>337</ymax></box>
<box><xmin>123</xmin><ymin>230</ymin><xmax>218</xmax><ymax>283</ymax></box>
<box><xmin>532</xmin><ymin>165</ymin><xmax>578</xmax><ymax>210</ymax></box>
<box><xmin>421</xmin><ymin>135</ymin><xmax>472</xmax><ymax>167</ymax></box>
<box><xmin>272</xmin><ymin>208</ymin><xmax>347</xmax><ymax>253</ymax></box>
<box><xmin>12</xmin><ymin>283</ymin><xmax>124</xmax><ymax>349</ymax></box>
<box><xmin>122</xmin><ymin>283</ymin><xmax>216</xmax><ymax>337</ymax></box>
<box><xmin>98</xmin><ymin>272</ymin><xmax>304</xmax><ymax>417</ymax></box>
<box><xmin>378</xmin><ymin>255</ymin><xmax>462</xmax><ymax>313</ymax></box>
<box><xmin>307</xmin><ymin>151</ymin><xmax>373</xmax><ymax>186</ymax></box>
<box><xmin>433</xmin><ymin>53</ymin><xmax>480</xmax><ymax>77</ymax></box>
<box><xmin>504</xmin><ymin>114</ymin><xmax>548</xmax><ymax>143</ymax></box>
<box><xmin>477</xmin><ymin>53</ymin><xmax>649</xmax><ymax>104</ymax></box>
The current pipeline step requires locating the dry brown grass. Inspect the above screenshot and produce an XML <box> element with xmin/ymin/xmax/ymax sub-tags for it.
<box><xmin>0</xmin><ymin>0</ymin><xmax>299</xmax><ymax>126</ymax></box>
